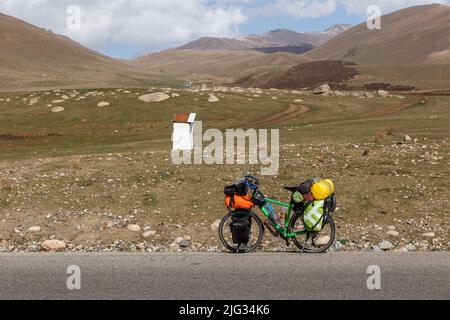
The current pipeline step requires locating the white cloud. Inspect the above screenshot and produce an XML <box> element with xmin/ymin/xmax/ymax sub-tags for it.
<box><xmin>0</xmin><ymin>0</ymin><xmax>247</xmax><ymax>51</ymax></box>
<box><xmin>338</xmin><ymin>0</ymin><xmax>450</xmax><ymax>14</ymax></box>
<box><xmin>1</xmin><ymin>0</ymin><xmax>449</xmax><ymax>57</ymax></box>
<box><xmin>251</xmin><ymin>0</ymin><xmax>337</xmax><ymax>18</ymax></box>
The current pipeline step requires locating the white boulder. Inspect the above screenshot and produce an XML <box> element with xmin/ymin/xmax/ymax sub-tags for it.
<box><xmin>138</xmin><ymin>92</ymin><xmax>170</xmax><ymax>102</ymax></box>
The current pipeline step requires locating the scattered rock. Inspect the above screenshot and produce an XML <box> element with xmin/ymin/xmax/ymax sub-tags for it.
<box><xmin>179</xmin><ymin>240</ymin><xmax>191</xmax><ymax>248</ymax></box>
<box><xmin>211</xmin><ymin>220</ymin><xmax>221</xmax><ymax>231</ymax></box>
<box><xmin>142</xmin><ymin>230</ymin><xmax>156</xmax><ymax>238</ymax></box>
<box><xmin>313</xmin><ymin>84</ymin><xmax>331</xmax><ymax>96</ymax></box>
<box><xmin>208</xmin><ymin>94</ymin><xmax>220</xmax><ymax>103</ymax></box>
<box><xmin>174</xmin><ymin>237</ymin><xmax>185</xmax><ymax>244</ymax></box>
<box><xmin>378</xmin><ymin>90</ymin><xmax>389</xmax><ymax>97</ymax></box>
<box><xmin>372</xmin><ymin>245</ymin><xmax>381</xmax><ymax>252</ymax></box>
<box><xmin>404</xmin><ymin>244</ymin><xmax>416</xmax><ymax>251</ymax></box>
<box><xmin>97</xmin><ymin>101</ymin><xmax>110</xmax><ymax>107</ymax></box>
<box><xmin>404</xmin><ymin>135</ymin><xmax>412</xmax><ymax>142</ymax></box>
<box><xmin>28</xmin><ymin>98</ymin><xmax>39</xmax><ymax>106</ymax></box>
<box><xmin>387</xmin><ymin>230</ymin><xmax>399</xmax><ymax>237</ymax></box>
<box><xmin>422</xmin><ymin>232</ymin><xmax>435</xmax><ymax>238</ymax></box>
<box><xmin>41</xmin><ymin>240</ymin><xmax>67</xmax><ymax>251</ymax></box>
<box><xmin>51</xmin><ymin>106</ymin><xmax>64</xmax><ymax>113</ymax></box>
<box><xmin>127</xmin><ymin>224</ymin><xmax>141</xmax><ymax>232</ymax></box>
<box><xmin>315</xmin><ymin>236</ymin><xmax>331</xmax><ymax>247</ymax></box>
<box><xmin>28</xmin><ymin>226</ymin><xmax>41</xmax><ymax>233</ymax></box>
<box><xmin>138</xmin><ymin>92</ymin><xmax>170</xmax><ymax>102</ymax></box>
<box><xmin>379</xmin><ymin>240</ymin><xmax>394</xmax><ymax>250</ymax></box>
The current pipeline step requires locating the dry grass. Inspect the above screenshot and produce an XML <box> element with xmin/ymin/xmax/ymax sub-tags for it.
<box><xmin>0</xmin><ymin>178</ymin><xmax>16</xmax><ymax>192</ymax></box>
<box><xmin>374</xmin><ymin>126</ymin><xmax>394</xmax><ymax>141</ymax></box>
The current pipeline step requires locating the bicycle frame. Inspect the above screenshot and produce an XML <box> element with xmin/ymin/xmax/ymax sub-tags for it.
<box><xmin>259</xmin><ymin>197</ymin><xmax>307</xmax><ymax>238</ymax></box>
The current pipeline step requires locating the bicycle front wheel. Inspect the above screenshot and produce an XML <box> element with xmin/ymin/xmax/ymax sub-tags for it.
<box><xmin>289</xmin><ymin>214</ymin><xmax>336</xmax><ymax>253</ymax></box>
<box><xmin>218</xmin><ymin>211</ymin><xmax>264</xmax><ymax>254</ymax></box>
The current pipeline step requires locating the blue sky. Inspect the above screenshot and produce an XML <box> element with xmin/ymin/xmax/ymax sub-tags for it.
<box><xmin>0</xmin><ymin>0</ymin><xmax>448</xmax><ymax>59</ymax></box>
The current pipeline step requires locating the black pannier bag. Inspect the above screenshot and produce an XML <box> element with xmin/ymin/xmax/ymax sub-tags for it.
<box><xmin>229</xmin><ymin>210</ymin><xmax>252</xmax><ymax>244</ymax></box>
<box><xmin>324</xmin><ymin>194</ymin><xmax>337</xmax><ymax>214</ymax></box>
<box><xmin>224</xmin><ymin>182</ymin><xmax>248</xmax><ymax>197</ymax></box>
<box><xmin>298</xmin><ymin>179</ymin><xmax>314</xmax><ymax>195</ymax></box>
<box><xmin>235</xmin><ymin>182</ymin><xmax>248</xmax><ymax>196</ymax></box>
<box><xmin>323</xmin><ymin>194</ymin><xmax>337</xmax><ymax>224</ymax></box>
<box><xmin>224</xmin><ymin>185</ymin><xmax>236</xmax><ymax>196</ymax></box>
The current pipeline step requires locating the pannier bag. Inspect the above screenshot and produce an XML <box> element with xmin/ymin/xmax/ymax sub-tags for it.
<box><xmin>303</xmin><ymin>200</ymin><xmax>325</xmax><ymax>232</ymax></box>
<box><xmin>324</xmin><ymin>193</ymin><xmax>337</xmax><ymax>214</ymax></box>
<box><xmin>225</xmin><ymin>194</ymin><xmax>254</xmax><ymax>210</ymax></box>
<box><xmin>229</xmin><ymin>210</ymin><xmax>252</xmax><ymax>244</ymax></box>
<box><xmin>298</xmin><ymin>179</ymin><xmax>315</xmax><ymax>195</ymax></box>
<box><xmin>234</xmin><ymin>182</ymin><xmax>248</xmax><ymax>196</ymax></box>
<box><xmin>311</xmin><ymin>179</ymin><xmax>335</xmax><ymax>200</ymax></box>
<box><xmin>224</xmin><ymin>185</ymin><xmax>236</xmax><ymax>196</ymax></box>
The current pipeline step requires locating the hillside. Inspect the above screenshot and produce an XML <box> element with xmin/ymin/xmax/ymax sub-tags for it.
<box><xmin>0</xmin><ymin>12</ymin><xmax>173</xmax><ymax>90</ymax></box>
<box><xmin>260</xmin><ymin>60</ymin><xmax>360</xmax><ymax>89</ymax></box>
<box><xmin>304</xmin><ymin>4</ymin><xmax>450</xmax><ymax>65</ymax></box>
<box><xmin>134</xmin><ymin>25</ymin><xmax>350</xmax><ymax>83</ymax></box>
<box><xmin>133</xmin><ymin>49</ymin><xmax>307</xmax><ymax>82</ymax></box>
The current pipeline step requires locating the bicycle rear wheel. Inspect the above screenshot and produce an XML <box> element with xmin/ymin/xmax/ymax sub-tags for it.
<box><xmin>289</xmin><ymin>214</ymin><xmax>336</xmax><ymax>253</ymax></box>
<box><xmin>218</xmin><ymin>211</ymin><xmax>264</xmax><ymax>254</ymax></box>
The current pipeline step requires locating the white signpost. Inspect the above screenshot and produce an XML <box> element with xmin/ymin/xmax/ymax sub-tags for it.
<box><xmin>172</xmin><ymin>113</ymin><xmax>196</xmax><ymax>151</ymax></box>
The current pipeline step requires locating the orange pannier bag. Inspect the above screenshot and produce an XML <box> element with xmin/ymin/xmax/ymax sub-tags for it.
<box><xmin>225</xmin><ymin>194</ymin><xmax>254</xmax><ymax>210</ymax></box>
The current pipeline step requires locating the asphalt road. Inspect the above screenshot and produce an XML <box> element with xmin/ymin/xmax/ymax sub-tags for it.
<box><xmin>0</xmin><ymin>252</ymin><xmax>448</xmax><ymax>300</ymax></box>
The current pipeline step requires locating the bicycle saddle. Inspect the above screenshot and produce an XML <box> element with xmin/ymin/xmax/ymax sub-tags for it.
<box><xmin>284</xmin><ymin>186</ymin><xmax>298</xmax><ymax>192</ymax></box>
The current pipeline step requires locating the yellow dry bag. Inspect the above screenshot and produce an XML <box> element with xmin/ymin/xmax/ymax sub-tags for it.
<box><xmin>311</xmin><ymin>179</ymin><xmax>335</xmax><ymax>200</ymax></box>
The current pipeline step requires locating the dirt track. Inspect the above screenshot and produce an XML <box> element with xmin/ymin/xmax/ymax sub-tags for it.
<box><xmin>252</xmin><ymin>104</ymin><xmax>310</xmax><ymax>126</ymax></box>
<box><xmin>365</xmin><ymin>102</ymin><xmax>413</xmax><ymax>117</ymax></box>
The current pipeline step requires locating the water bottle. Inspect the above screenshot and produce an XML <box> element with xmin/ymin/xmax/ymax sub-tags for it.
<box><xmin>264</xmin><ymin>203</ymin><xmax>280</xmax><ymax>222</ymax></box>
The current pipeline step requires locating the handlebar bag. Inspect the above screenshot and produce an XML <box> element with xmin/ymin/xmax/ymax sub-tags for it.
<box><xmin>251</xmin><ymin>190</ymin><xmax>267</xmax><ymax>207</ymax></box>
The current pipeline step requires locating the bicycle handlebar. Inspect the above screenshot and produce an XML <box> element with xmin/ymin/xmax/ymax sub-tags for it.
<box><xmin>242</xmin><ymin>175</ymin><xmax>259</xmax><ymax>190</ymax></box>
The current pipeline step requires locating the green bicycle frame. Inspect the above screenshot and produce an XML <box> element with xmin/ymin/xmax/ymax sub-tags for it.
<box><xmin>260</xmin><ymin>197</ymin><xmax>307</xmax><ymax>238</ymax></box>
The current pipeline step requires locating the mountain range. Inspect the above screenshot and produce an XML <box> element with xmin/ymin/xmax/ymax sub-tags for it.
<box><xmin>2</xmin><ymin>4</ymin><xmax>450</xmax><ymax>91</ymax></box>
<box><xmin>176</xmin><ymin>24</ymin><xmax>352</xmax><ymax>51</ymax></box>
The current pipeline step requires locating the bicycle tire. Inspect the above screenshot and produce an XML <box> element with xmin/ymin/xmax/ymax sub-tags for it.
<box><xmin>289</xmin><ymin>213</ymin><xmax>336</xmax><ymax>253</ymax></box>
<box><xmin>218</xmin><ymin>211</ymin><xmax>265</xmax><ymax>254</ymax></box>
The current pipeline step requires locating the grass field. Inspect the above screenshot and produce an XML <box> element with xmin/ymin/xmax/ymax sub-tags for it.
<box><xmin>0</xmin><ymin>87</ymin><xmax>449</xmax><ymax>252</ymax></box>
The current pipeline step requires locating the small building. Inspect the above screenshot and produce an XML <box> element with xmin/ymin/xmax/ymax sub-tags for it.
<box><xmin>172</xmin><ymin>113</ymin><xmax>196</xmax><ymax>151</ymax></box>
